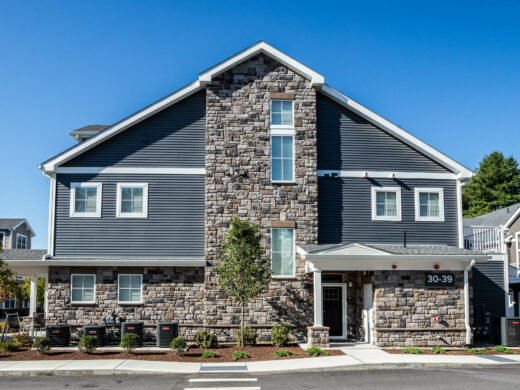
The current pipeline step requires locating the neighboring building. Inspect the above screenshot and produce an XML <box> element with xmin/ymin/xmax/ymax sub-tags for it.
<box><xmin>7</xmin><ymin>42</ymin><xmax>488</xmax><ymax>347</ymax></box>
<box><xmin>464</xmin><ymin>203</ymin><xmax>520</xmax><ymax>324</ymax></box>
<box><xmin>0</xmin><ymin>218</ymin><xmax>35</xmax><ymax>249</ymax></box>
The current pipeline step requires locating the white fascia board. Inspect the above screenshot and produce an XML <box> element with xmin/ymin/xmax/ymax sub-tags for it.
<box><xmin>41</xmin><ymin>80</ymin><xmax>202</xmax><ymax>173</ymax></box>
<box><xmin>505</xmin><ymin>207</ymin><xmax>520</xmax><ymax>228</ymax></box>
<box><xmin>55</xmin><ymin>167</ymin><xmax>206</xmax><ymax>175</ymax></box>
<box><xmin>198</xmin><ymin>41</ymin><xmax>324</xmax><ymax>87</ymax></box>
<box><xmin>306</xmin><ymin>259</ymin><xmax>479</xmax><ymax>272</ymax></box>
<box><xmin>306</xmin><ymin>254</ymin><xmax>490</xmax><ymax>262</ymax></box>
<box><xmin>320</xmin><ymin>84</ymin><xmax>474</xmax><ymax>179</ymax></box>
<box><xmin>318</xmin><ymin>170</ymin><xmax>457</xmax><ymax>180</ymax></box>
<box><xmin>5</xmin><ymin>258</ymin><xmax>207</xmax><ymax>267</ymax></box>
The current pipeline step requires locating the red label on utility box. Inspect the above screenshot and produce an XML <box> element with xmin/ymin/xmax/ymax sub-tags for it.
<box><xmin>52</xmin><ymin>330</ymin><xmax>59</xmax><ymax>334</ymax></box>
<box><xmin>127</xmin><ymin>327</ymin><xmax>135</xmax><ymax>330</ymax></box>
<box><xmin>162</xmin><ymin>327</ymin><xmax>170</xmax><ymax>330</ymax></box>
<box><xmin>513</xmin><ymin>321</ymin><xmax>520</xmax><ymax>325</ymax></box>
<box><xmin>88</xmin><ymin>331</ymin><xmax>96</xmax><ymax>334</ymax></box>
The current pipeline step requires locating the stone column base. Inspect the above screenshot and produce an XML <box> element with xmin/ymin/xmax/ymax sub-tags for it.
<box><xmin>21</xmin><ymin>316</ymin><xmax>33</xmax><ymax>333</ymax></box>
<box><xmin>307</xmin><ymin>326</ymin><xmax>330</xmax><ymax>347</ymax></box>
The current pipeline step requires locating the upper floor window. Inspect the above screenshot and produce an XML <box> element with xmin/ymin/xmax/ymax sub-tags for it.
<box><xmin>116</xmin><ymin>183</ymin><xmax>148</xmax><ymax>218</ymax></box>
<box><xmin>371</xmin><ymin>187</ymin><xmax>402</xmax><ymax>221</ymax></box>
<box><xmin>71</xmin><ymin>274</ymin><xmax>96</xmax><ymax>303</ymax></box>
<box><xmin>16</xmin><ymin>234</ymin><xmax>27</xmax><ymax>249</ymax></box>
<box><xmin>271</xmin><ymin>228</ymin><xmax>295</xmax><ymax>277</ymax></box>
<box><xmin>271</xmin><ymin>135</ymin><xmax>294</xmax><ymax>182</ymax></box>
<box><xmin>70</xmin><ymin>182</ymin><xmax>102</xmax><ymax>218</ymax></box>
<box><xmin>271</xmin><ymin>100</ymin><xmax>293</xmax><ymax>128</ymax></box>
<box><xmin>414</xmin><ymin>188</ymin><xmax>444</xmax><ymax>222</ymax></box>
<box><xmin>118</xmin><ymin>274</ymin><xmax>143</xmax><ymax>303</ymax></box>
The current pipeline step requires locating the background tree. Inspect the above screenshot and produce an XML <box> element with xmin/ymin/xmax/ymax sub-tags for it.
<box><xmin>0</xmin><ymin>248</ymin><xmax>16</xmax><ymax>303</ymax></box>
<box><xmin>214</xmin><ymin>216</ymin><xmax>270</xmax><ymax>347</ymax></box>
<box><xmin>463</xmin><ymin>151</ymin><xmax>520</xmax><ymax>218</ymax></box>
<box><xmin>19</xmin><ymin>278</ymin><xmax>46</xmax><ymax>306</ymax></box>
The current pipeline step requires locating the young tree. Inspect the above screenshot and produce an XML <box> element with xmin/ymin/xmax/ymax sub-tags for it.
<box><xmin>214</xmin><ymin>217</ymin><xmax>270</xmax><ymax>347</ymax></box>
<box><xmin>20</xmin><ymin>278</ymin><xmax>46</xmax><ymax>306</ymax></box>
<box><xmin>463</xmin><ymin>151</ymin><xmax>520</xmax><ymax>218</ymax></box>
<box><xmin>0</xmin><ymin>249</ymin><xmax>16</xmax><ymax>303</ymax></box>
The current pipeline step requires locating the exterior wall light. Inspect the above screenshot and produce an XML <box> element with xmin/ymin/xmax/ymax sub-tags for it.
<box><xmin>434</xmin><ymin>264</ymin><xmax>440</xmax><ymax>270</ymax></box>
<box><xmin>392</xmin><ymin>264</ymin><xmax>397</xmax><ymax>270</ymax></box>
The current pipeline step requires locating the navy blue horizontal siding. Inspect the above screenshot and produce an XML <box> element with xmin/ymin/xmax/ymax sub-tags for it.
<box><xmin>54</xmin><ymin>173</ymin><xmax>204</xmax><ymax>257</ymax></box>
<box><xmin>64</xmin><ymin>90</ymin><xmax>206</xmax><ymax>168</ymax></box>
<box><xmin>317</xmin><ymin>93</ymin><xmax>450</xmax><ymax>173</ymax></box>
<box><xmin>473</xmin><ymin>261</ymin><xmax>506</xmax><ymax>318</ymax></box>
<box><xmin>318</xmin><ymin>177</ymin><xmax>458</xmax><ymax>245</ymax></box>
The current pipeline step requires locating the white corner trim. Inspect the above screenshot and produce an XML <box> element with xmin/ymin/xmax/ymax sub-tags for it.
<box><xmin>117</xmin><ymin>273</ymin><xmax>143</xmax><ymax>304</ymax></box>
<box><xmin>199</xmin><ymin>41</ymin><xmax>324</xmax><ymax>87</ymax></box>
<box><xmin>317</xmin><ymin>170</ymin><xmax>457</xmax><ymax>180</ymax></box>
<box><xmin>55</xmin><ymin>167</ymin><xmax>205</xmax><ymax>175</ymax></box>
<box><xmin>414</xmin><ymin>187</ymin><xmax>445</xmax><ymax>222</ymax></box>
<box><xmin>70</xmin><ymin>273</ymin><xmax>96</xmax><ymax>304</ymax></box>
<box><xmin>319</xmin><ymin>84</ymin><xmax>474</xmax><ymax>179</ymax></box>
<box><xmin>47</xmin><ymin>173</ymin><xmax>56</xmax><ymax>256</ymax></box>
<box><xmin>116</xmin><ymin>183</ymin><xmax>149</xmax><ymax>219</ymax></box>
<box><xmin>505</xmin><ymin>206</ymin><xmax>520</xmax><ymax>228</ymax></box>
<box><xmin>456</xmin><ymin>180</ymin><xmax>464</xmax><ymax>248</ymax></box>
<box><xmin>70</xmin><ymin>182</ymin><xmax>102</xmax><ymax>218</ymax></box>
<box><xmin>371</xmin><ymin>186</ymin><xmax>402</xmax><ymax>221</ymax></box>
<box><xmin>0</xmin><ymin>231</ymin><xmax>5</xmax><ymax>249</ymax></box>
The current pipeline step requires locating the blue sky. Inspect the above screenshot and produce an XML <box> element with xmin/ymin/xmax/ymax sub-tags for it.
<box><xmin>1</xmin><ymin>1</ymin><xmax>519</xmax><ymax>248</ymax></box>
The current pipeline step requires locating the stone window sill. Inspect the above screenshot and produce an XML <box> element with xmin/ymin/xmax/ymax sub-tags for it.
<box><xmin>70</xmin><ymin>302</ymin><xmax>96</xmax><ymax>306</ymax></box>
<box><xmin>118</xmin><ymin>302</ymin><xmax>143</xmax><ymax>306</ymax></box>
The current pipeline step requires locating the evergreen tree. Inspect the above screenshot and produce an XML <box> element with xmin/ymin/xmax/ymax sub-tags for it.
<box><xmin>463</xmin><ymin>151</ymin><xmax>520</xmax><ymax>218</ymax></box>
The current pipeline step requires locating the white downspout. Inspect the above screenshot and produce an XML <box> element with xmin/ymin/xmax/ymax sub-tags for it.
<box><xmin>464</xmin><ymin>259</ymin><xmax>475</xmax><ymax>346</ymax></box>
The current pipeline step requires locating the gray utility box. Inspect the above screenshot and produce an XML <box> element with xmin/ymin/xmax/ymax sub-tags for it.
<box><xmin>121</xmin><ymin>322</ymin><xmax>144</xmax><ymax>346</ymax></box>
<box><xmin>494</xmin><ymin>317</ymin><xmax>520</xmax><ymax>346</ymax></box>
<box><xmin>156</xmin><ymin>322</ymin><xmax>178</xmax><ymax>348</ymax></box>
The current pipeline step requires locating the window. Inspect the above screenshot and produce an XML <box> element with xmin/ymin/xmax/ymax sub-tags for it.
<box><xmin>118</xmin><ymin>274</ymin><xmax>143</xmax><ymax>303</ymax></box>
<box><xmin>414</xmin><ymin>188</ymin><xmax>444</xmax><ymax>221</ymax></box>
<box><xmin>70</xmin><ymin>274</ymin><xmax>96</xmax><ymax>303</ymax></box>
<box><xmin>270</xmin><ymin>100</ymin><xmax>293</xmax><ymax>127</ymax></box>
<box><xmin>0</xmin><ymin>232</ymin><xmax>5</xmax><ymax>249</ymax></box>
<box><xmin>271</xmin><ymin>135</ymin><xmax>294</xmax><ymax>182</ymax></box>
<box><xmin>371</xmin><ymin>187</ymin><xmax>402</xmax><ymax>221</ymax></box>
<box><xmin>16</xmin><ymin>234</ymin><xmax>27</xmax><ymax>249</ymax></box>
<box><xmin>116</xmin><ymin>183</ymin><xmax>148</xmax><ymax>218</ymax></box>
<box><xmin>1</xmin><ymin>298</ymin><xmax>16</xmax><ymax>309</ymax></box>
<box><xmin>70</xmin><ymin>182</ymin><xmax>102</xmax><ymax>217</ymax></box>
<box><xmin>271</xmin><ymin>228</ymin><xmax>295</xmax><ymax>277</ymax></box>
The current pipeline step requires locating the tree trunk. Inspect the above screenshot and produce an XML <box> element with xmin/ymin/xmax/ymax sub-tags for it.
<box><xmin>241</xmin><ymin>302</ymin><xmax>245</xmax><ymax>348</ymax></box>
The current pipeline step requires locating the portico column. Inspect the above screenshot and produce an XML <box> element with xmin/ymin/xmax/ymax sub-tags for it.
<box><xmin>313</xmin><ymin>270</ymin><xmax>323</xmax><ymax>327</ymax></box>
<box><xmin>29</xmin><ymin>277</ymin><xmax>37</xmax><ymax>316</ymax></box>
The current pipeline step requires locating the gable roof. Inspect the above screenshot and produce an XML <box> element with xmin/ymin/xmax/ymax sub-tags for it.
<box><xmin>39</xmin><ymin>41</ymin><xmax>473</xmax><ymax>179</ymax></box>
<box><xmin>0</xmin><ymin>218</ymin><xmax>36</xmax><ymax>237</ymax></box>
<box><xmin>69</xmin><ymin>125</ymin><xmax>110</xmax><ymax>142</ymax></box>
<box><xmin>463</xmin><ymin>202</ymin><xmax>520</xmax><ymax>228</ymax></box>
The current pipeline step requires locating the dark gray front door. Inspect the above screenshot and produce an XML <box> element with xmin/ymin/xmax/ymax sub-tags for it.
<box><xmin>323</xmin><ymin>286</ymin><xmax>342</xmax><ymax>337</ymax></box>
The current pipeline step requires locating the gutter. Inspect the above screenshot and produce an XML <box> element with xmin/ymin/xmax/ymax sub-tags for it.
<box><xmin>305</xmin><ymin>254</ymin><xmax>490</xmax><ymax>262</ymax></box>
<box><xmin>464</xmin><ymin>259</ymin><xmax>475</xmax><ymax>346</ymax></box>
<box><xmin>4</xmin><ymin>258</ymin><xmax>207</xmax><ymax>267</ymax></box>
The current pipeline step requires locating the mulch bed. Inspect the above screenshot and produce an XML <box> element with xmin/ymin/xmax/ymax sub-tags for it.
<box><xmin>0</xmin><ymin>345</ymin><xmax>344</xmax><ymax>362</ymax></box>
<box><xmin>384</xmin><ymin>348</ymin><xmax>520</xmax><ymax>355</ymax></box>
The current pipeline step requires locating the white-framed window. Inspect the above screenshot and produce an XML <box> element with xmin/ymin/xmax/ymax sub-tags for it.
<box><xmin>271</xmin><ymin>135</ymin><xmax>294</xmax><ymax>182</ymax></box>
<box><xmin>414</xmin><ymin>188</ymin><xmax>444</xmax><ymax>221</ymax></box>
<box><xmin>270</xmin><ymin>99</ymin><xmax>294</xmax><ymax>128</ymax></box>
<box><xmin>1</xmin><ymin>298</ymin><xmax>16</xmax><ymax>309</ymax></box>
<box><xmin>16</xmin><ymin>234</ymin><xmax>28</xmax><ymax>249</ymax></box>
<box><xmin>271</xmin><ymin>228</ymin><xmax>295</xmax><ymax>277</ymax></box>
<box><xmin>71</xmin><ymin>274</ymin><xmax>96</xmax><ymax>303</ymax></box>
<box><xmin>0</xmin><ymin>231</ymin><xmax>5</xmax><ymax>249</ymax></box>
<box><xmin>371</xmin><ymin>187</ymin><xmax>402</xmax><ymax>221</ymax></box>
<box><xmin>118</xmin><ymin>274</ymin><xmax>143</xmax><ymax>303</ymax></box>
<box><xmin>116</xmin><ymin>183</ymin><xmax>148</xmax><ymax>218</ymax></box>
<box><xmin>22</xmin><ymin>299</ymin><xmax>29</xmax><ymax>309</ymax></box>
<box><xmin>70</xmin><ymin>182</ymin><xmax>102</xmax><ymax>218</ymax></box>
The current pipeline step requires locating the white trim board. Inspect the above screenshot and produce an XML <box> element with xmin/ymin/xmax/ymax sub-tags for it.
<box><xmin>55</xmin><ymin>167</ymin><xmax>206</xmax><ymax>175</ymax></box>
<box><xmin>505</xmin><ymin>207</ymin><xmax>520</xmax><ymax>228</ymax></box>
<box><xmin>317</xmin><ymin>170</ymin><xmax>457</xmax><ymax>180</ymax></box>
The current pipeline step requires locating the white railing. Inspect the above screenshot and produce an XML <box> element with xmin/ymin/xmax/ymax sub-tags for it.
<box><xmin>463</xmin><ymin>225</ymin><xmax>505</xmax><ymax>253</ymax></box>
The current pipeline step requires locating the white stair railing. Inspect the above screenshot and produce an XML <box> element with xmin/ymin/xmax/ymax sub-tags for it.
<box><xmin>463</xmin><ymin>225</ymin><xmax>505</xmax><ymax>253</ymax></box>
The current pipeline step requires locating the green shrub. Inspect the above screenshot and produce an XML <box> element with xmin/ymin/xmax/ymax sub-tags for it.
<box><xmin>232</xmin><ymin>350</ymin><xmax>250</xmax><ymax>361</ymax></box>
<box><xmin>432</xmin><ymin>347</ymin><xmax>446</xmax><ymax>354</ymax></box>
<box><xmin>195</xmin><ymin>330</ymin><xmax>218</xmax><ymax>349</ymax></box>
<box><xmin>12</xmin><ymin>333</ymin><xmax>32</xmax><ymax>347</ymax></box>
<box><xmin>201</xmin><ymin>350</ymin><xmax>219</xmax><ymax>358</ymax></box>
<box><xmin>492</xmin><ymin>345</ymin><xmax>516</xmax><ymax>354</ymax></box>
<box><xmin>306</xmin><ymin>346</ymin><xmax>328</xmax><ymax>357</ymax></box>
<box><xmin>170</xmin><ymin>337</ymin><xmax>187</xmax><ymax>355</ymax></box>
<box><xmin>271</xmin><ymin>324</ymin><xmax>291</xmax><ymax>347</ymax></box>
<box><xmin>0</xmin><ymin>341</ymin><xmax>21</xmax><ymax>352</ymax></box>
<box><xmin>235</xmin><ymin>326</ymin><xmax>258</xmax><ymax>347</ymax></box>
<box><xmin>274</xmin><ymin>348</ymin><xmax>294</xmax><ymax>357</ymax></box>
<box><xmin>32</xmin><ymin>337</ymin><xmax>51</xmax><ymax>353</ymax></box>
<box><xmin>467</xmin><ymin>348</ymin><xmax>487</xmax><ymax>355</ymax></box>
<box><xmin>78</xmin><ymin>335</ymin><xmax>97</xmax><ymax>353</ymax></box>
<box><xmin>401</xmin><ymin>347</ymin><xmax>422</xmax><ymax>355</ymax></box>
<box><xmin>120</xmin><ymin>333</ymin><xmax>140</xmax><ymax>354</ymax></box>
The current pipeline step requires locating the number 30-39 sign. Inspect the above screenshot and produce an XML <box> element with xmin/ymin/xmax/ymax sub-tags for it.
<box><xmin>425</xmin><ymin>273</ymin><xmax>455</xmax><ymax>287</ymax></box>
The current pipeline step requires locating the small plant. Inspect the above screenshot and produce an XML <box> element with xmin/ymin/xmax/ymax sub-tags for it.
<box><xmin>233</xmin><ymin>350</ymin><xmax>250</xmax><ymax>361</ymax></box>
<box><xmin>306</xmin><ymin>346</ymin><xmax>328</xmax><ymax>357</ymax></box>
<box><xmin>492</xmin><ymin>345</ymin><xmax>516</xmax><ymax>354</ymax></box>
<box><xmin>235</xmin><ymin>326</ymin><xmax>258</xmax><ymax>347</ymax></box>
<box><xmin>467</xmin><ymin>348</ymin><xmax>488</xmax><ymax>355</ymax></box>
<box><xmin>274</xmin><ymin>348</ymin><xmax>294</xmax><ymax>357</ymax></box>
<box><xmin>120</xmin><ymin>333</ymin><xmax>140</xmax><ymax>354</ymax></box>
<box><xmin>170</xmin><ymin>337</ymin><xmax>187</xmax><ymax>355</ymax></box>
<box><xmin>12</xmin><ymin>333</ymin><xmax>32</xmax><ymax>347</ymax></box>
<box><xmin>195</xmin><ymin>330</ymin><xmax>218</xmax><ymax>349</ymax></box>
<box><xmin>271</xmin><ymin>324</ymin><xmax>291</xmax><ymax>347</ymax></box>
<box><xmin>0</xmin><ymin>341</ymin><xmax>21</xmax><ymax>352</ymax></box>
<box><xmin>201</xmin><ymin>350</ymin><xmax>219</xmax><ymax>359</ymax></box>
<box><xmin>32</xmin><ymin>337</ymin><xmax>51</xmax><ymax>353</ymax></box>
<box><xmin>432</xmin><ymin>346</ymin><xmax>446</xmax><ymax>354</ymax></box>
<box><xmin>401</xmin><ymin>347</ymin><xmax>422</xmax><ymax>354</ymax></box>
<box><xmin>78</xmin><ymin>335</ymin><xmax>97</xmax><ymax>353</ymax></box>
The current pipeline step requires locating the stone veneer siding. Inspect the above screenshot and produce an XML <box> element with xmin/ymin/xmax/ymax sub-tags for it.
<box><xmin>204</xmin><ymin>54</ymin><xmax>318</xmax><ymax>341</ymax></box>
<box><xmin>372</xmin><ymin>271</ymin><xmax>468</xmax><ymax>347</ymax></box>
